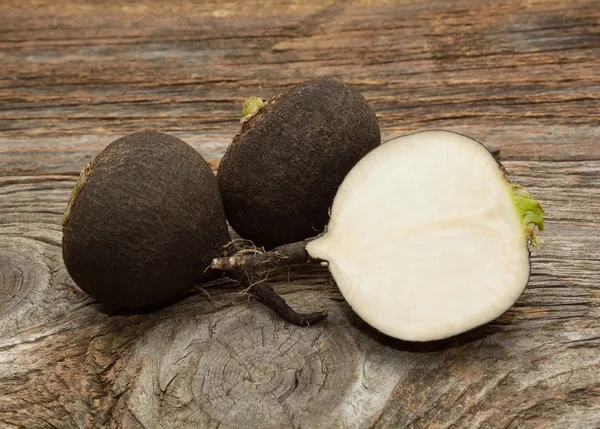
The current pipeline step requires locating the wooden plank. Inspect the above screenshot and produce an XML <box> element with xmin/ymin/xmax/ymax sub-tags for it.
<box><xmin>1</xmin><ymin>0</ymin><xmax>599</xmax><ymax>428</ymax></box>
<box><xmin>1</xmin><ymin>162</ymin><xmax>598</xmax><ymax>428</ymax></box>
<box><xmin>1</xmin><ymin>0</ymin><xmax>599</xmax><ymax>174</ymax></box>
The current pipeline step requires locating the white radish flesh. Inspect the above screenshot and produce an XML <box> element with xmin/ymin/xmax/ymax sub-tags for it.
<box><xmin>306</xmin><ymin>130</ymin><xmax>543</xmax><ymax>342</ymax></box>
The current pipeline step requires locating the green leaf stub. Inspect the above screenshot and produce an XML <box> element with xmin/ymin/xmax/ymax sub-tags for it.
<box><xmin>241</xmin><ymin>96</ymin><xmax>265</xmax><ymax>123</ymax></box>
<box><xmin>511</xmin><ymin>184</ymin><xmax>545</xmax><ymax>246</ymax></box>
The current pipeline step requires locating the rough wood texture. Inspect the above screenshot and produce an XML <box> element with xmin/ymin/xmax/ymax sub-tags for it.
<box><xmin>1</xmin><ymin>0</ymin><xmax>599</xmax><ymax>428</ymax></box>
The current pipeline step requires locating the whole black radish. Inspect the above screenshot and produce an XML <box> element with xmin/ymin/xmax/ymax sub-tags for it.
<box><xmin>217</xmin><ymin>79</ymin><xmax>381</xmax><ymax>249</ymax></box>
<box><xmin>62</xmin><ymin>132</ymin><xmax>230</xmax><ymax>309</ymax></box>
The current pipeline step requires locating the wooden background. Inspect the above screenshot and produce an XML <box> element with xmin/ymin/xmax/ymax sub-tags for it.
<box><xmin>1</xmin><ymin>0</ymin><xmax>599</xmax><ymax>427</ymax></box>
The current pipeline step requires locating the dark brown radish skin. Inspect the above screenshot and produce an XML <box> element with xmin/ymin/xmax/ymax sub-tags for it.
<box><xmin>217</xmin><ymin>79</ymin><xmax>381</xmax><ymax>249</ymax></box>
<box><xmin>62</xmin><ymin>132</ymin><xmax>230</xmax><ymax>309</ymax></box>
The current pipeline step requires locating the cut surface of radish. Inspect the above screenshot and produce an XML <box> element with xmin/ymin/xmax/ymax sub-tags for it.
<box><xmin>306</xmin><ymin>131</ymin><xmax>541</xmax><ymax>342</ymax></box>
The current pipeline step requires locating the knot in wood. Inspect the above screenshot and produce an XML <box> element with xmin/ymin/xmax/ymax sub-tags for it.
<box><xmin>123</xmin><ymin>305</ymin><xmax>358</xmax><ymax>428</ymax></box>
<box><xmin>0</xmin><ymin>237</ymin><xmax>53</xmax><ymax>337</ymax></box>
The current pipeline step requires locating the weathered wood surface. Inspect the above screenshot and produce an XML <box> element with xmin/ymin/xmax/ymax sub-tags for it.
<box><xmin>1</xmin><ymin>0</ymin><xmax>599</xmax><ymax>427</ymax></box>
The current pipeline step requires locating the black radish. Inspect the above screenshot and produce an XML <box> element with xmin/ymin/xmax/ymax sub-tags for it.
<box><xmin>217</xmin><ymin>79</ymin><xmax>381</xmax><ymax>249</ymax></box>
<box><xmin>62</xmin><ymin>132</ymin><xmax>230</xmax><ymax>309</ymax></box>
<box><xmin>213</xmin><ymin>130</ymin><xmax>545</xmax><ymax>341</ymax></box>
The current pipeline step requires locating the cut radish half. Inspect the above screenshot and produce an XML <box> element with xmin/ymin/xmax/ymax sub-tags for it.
<box><xmin>306</xmin><ymin>131</ymin><xmax>544</xmax><ymax>342</ymax></box>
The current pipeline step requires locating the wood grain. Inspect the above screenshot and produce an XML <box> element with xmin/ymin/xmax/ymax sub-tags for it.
<box><xmin>1</xmin><ymin>0</ymin><xmax>599</xmax><ymax>428</ymax></box>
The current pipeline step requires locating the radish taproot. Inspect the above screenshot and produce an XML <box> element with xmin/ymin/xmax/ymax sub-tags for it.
<box><xmin>217</xmin><ymin>79</ymin><xmax>381</xmax><ymax>249</ymax></box>
<box><xmin>212</xmin><ymin>131</ymin><xmax>545</xmax><ymax>341</ymax></box>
